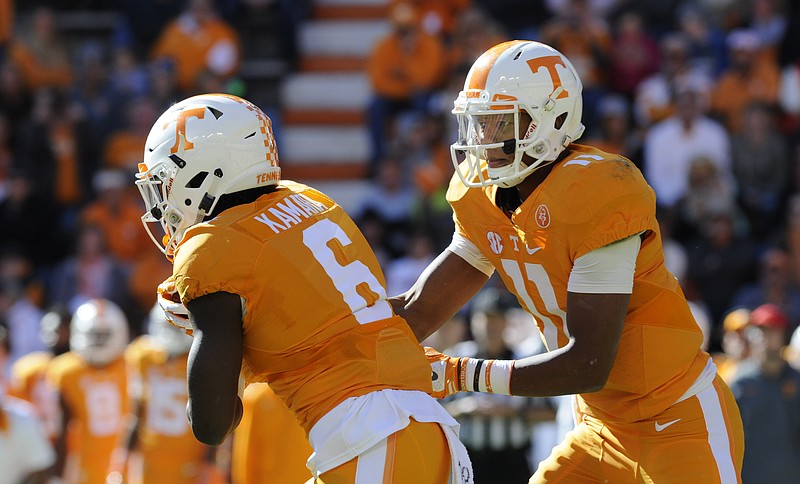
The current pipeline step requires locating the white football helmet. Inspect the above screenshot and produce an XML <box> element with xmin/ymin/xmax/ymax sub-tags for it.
<box><xmin>136</xmin><ymin>94</ymin><xmax>281</xmax><ymax>259</ymax></box>
<box><xmin>147</xmin><ymin>303</ymin><xmax>193</xmax><ymax>357</ymax></box>
<box><xmin>451</xmin><ymin>40</ymin><xmax>585</xmax><ymax>188</ymax></box>
<box><xmin>70</xmin><ymin>299</ymin><xmax>129</xmax><ymax>366</ymax></box>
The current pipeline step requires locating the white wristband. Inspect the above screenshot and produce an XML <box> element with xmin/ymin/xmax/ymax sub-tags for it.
<box><xmin>463</xmin><ymin>358</ymin><xmax>514</xmax><ymax>395</ymax></box>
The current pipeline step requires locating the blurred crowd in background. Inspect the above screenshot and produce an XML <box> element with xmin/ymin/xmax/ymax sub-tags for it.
<box><xmin>1</xmin><ymin>0</ymin><xmax>800</xmax><ymax>481</ymax></box>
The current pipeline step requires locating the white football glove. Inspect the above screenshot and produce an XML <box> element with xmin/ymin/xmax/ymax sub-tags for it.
<box><xmin>157</xmin><ymin>277</ymin><xmax>193</xmax><ymax>335</ymax></box>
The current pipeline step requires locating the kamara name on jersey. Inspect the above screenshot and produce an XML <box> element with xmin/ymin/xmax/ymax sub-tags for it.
<box><xmin>253</xmin><ymin>193</ymin><xmax>330</xmax><ymax>233</ymax></box>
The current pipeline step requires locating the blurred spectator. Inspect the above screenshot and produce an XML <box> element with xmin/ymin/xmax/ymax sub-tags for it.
<box><xmin>68</xmin><ymin>42</ymin><xmax>119</xmax><ymax>150</ymax></box>
<box><xmin>710</xmin><ymin>29</ymin><xmax>780</xmax><ymax>134</ymax></box>
<box><xmin>150</xmin><ymin>0</ymin><xmax>241</xmax><ymax>94</ymax></box>
<box><xmin>643</xmin><ymin>81</ymin><xmax>731</xmax><ymax>211</ymax></box>
<box><xmin>354</xmin><ymin>158</ymin><xmax>417</xmax><ymax>258</ymax></box>
<box><xmin>232</xmin><ymin>383</ymin><xmax>313</xmax><ymax>484</ymax></box>
<box><xmin>582</xmin><ymin>94</ymin><xmax>642</xmax><ymax>165</ymax></box>
<box><xmin>608</xmin><ymin>11</ymin><xmax>660</xmax><ymax>98</ymax></box>
<box><xmin>729</xmin><ymin>303</ymin><xmax>800</xmax><ymax>484</ymax></box>
<box><xmin>8</xmin><ymin>306</ymin><xmax>70</xmax><ymax>440</ymax></box>
<box><xmin>0</xmin><ymin>325</ymin><xmax>55</xmax><ymax>484</ymax></box>
<box><xmin>687</xmin><ymin>207</ymin><xmax>758</xmax><ymax>343</ymax></box>
<box><xmin>47</xmin><ymin>224</ymin><xmax>131</xmax><ymax>317</ymax></box>
<box><xmin>748</xmin><ymin>0</ymin><xmax>787</xmax><ymax>62</ymax></box>
<box><xmin>147</xmin><ymin>59</ymin><xmax>181</xmax><ymax>113</ymax></box>
<box><xmin>634</xmin><ymin>33</ymin><xmax>711</xmax><ymax>127</ymax></box>
<box><xmin>731</xmin><ymin>247</ymin><xmax>800</xmax><ymax>331</ymax></box>
<box><xmin>446</xmin><ymin>6</ymin><xmax>507</xmax><ymax>75</ymax></box>
<box><xmin>442</xmin><ymin>287</ymin><xmax>555</xmax><ymax>482</ymax></box>
<box><xmin>539</xmin><ymin>0</ymin><xmax>612</xmax><ymax>129</ymax></box>
<box><xmin>673</xmin><ymin>156</ymin><xmax>738</xmax><ymax>243</ymax></box>
<box><xmin>717</xmin><ymin>308</ymin><xmax>752</xmax><ymax>384</ymax></box>
<box><xmin>114</xmin><ymin>0</ymin><xmax>184</xmax><ymax>58</ymax></box>
<box><xmin>385</xmin><ymin>231</ymin><xmax>436</xmax><ymax>296</ymax></box>
<box><xmin>390</xmin><ymin>0</ymin><xmax>470</xmax><ymax>39</ymax></box>
<box><xmin>80</xmin><ymin>169</ymin><xmax>151</xmax><ymax>265</ymax></box>
<box><xmin>730</xmin><ymin>102</ymin><xmax>789</xmax><ymax>241</ymax></box>
<box><xmin>0</xmin><ymin>249</ymin><xmax>46</xmax><ymax>369</ymax></box>
<box><xmin>676</xmin><ymin>4</ymin><xmax>728</xmax><ymax>79</ymax></box>
<box><xmin>7</xmin><ymin>7</ymin><xmax>73</xmax><ymax>92</ymax></box>
<box><xmin>108</xmin><ymin>46</ymin><xmax>150</xmax><ymax>100</ymax></box>
<box><xmin>366</xmin><ymin>2</ymin><xmax>447</xmax><ymax>169</ymax></box>
<box><xmin>101</xmin><ymin>98</ymin><xmax>159</xmax><ymax>172</ymax></box>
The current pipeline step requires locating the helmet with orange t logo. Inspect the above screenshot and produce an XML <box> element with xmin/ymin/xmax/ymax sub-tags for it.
<box><xmin>451</xmin><ymin>40</ymin><xmax>585</xmax><ymax>188</ymax></box>
<box><xmin>135</xmin><ymin>94</ymin><xmax>281</xmax><ymax>260</ymax></box>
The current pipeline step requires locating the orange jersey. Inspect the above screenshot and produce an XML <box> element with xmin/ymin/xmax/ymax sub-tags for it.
<box><xmin>232</xmin><ymin>383</ymin><xmax>313</xmax><ymax>483</ymax></box>
<box><xmin>447</xmin><ymin>144</ymin><xmax>709</xmax><ymax>424</ymax></box>
<box><xmin>8</xmin><ymin>351</ymin><xmax>60</xmax><ymax>438</ymax></box>
<box><xmin>125</xmin><ymin>340</ymin><xmax>207</xmax><ymax>484</ymax></box>
<box><xmin>47</xmin><ymin>352</ymin><xmax>128</xmax><ymax>484</ymax></box>
<box><xmin>172</xmin><ymin>181</ymin><xmax>432</xmax><ymax>434</ymax></box>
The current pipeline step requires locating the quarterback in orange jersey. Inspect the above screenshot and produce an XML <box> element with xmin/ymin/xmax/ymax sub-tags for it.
<box><xmin>390</xmin><ymin>40</ymin><xmax>745</xmax><ymax>483</ymax></box>
<box><xmin>9</xmin><ymin>307</ymin><xmax>72</xmax><ymax>439</ymax></box>
<box><xmin>47</xmin><ymin>299</ymin><xmax>129</xmax><ymax>484</ymax></box>
<box><xmin>108</xmin><ymin>305</ymin><xmax>215</xmax><ymax>484</ymax></box>
<box><xmin>135</xmin><ymin>93</ymin><xmax>473</xmax><ymax>483</ymax></box>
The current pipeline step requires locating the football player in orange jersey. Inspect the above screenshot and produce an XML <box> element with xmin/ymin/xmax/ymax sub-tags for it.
<box><xmin>47</xmin><ymin>299</ymin><xmax>129</xmax><ymax>484</ymax></box>
<box><xmin>135</xmin><ymin>93</ymin><xmax>473</xmax><ymax>483</ymax></box>
<box><xmin>8</xmin><ymin>306</ymin><xmax>71</xmax><ymax>440</ymax></box>
<box><xmin>107</xmin><ymin>304</ymin><xmax>216</xmax><ymax>484</ymax></box>
<box><xmin>389</xmin><ymin>40</ymin><xmax>745</xmax><ymax>483</ymax></box>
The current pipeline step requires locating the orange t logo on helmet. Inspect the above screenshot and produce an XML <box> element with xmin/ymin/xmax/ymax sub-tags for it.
<box><xmin>526</xmin><ymin>55</ymin><xmax>569</xmax><ymax>99</ymax></box>
<box><xmin>167</xmin><ymin>107</ymin><xmax>206</xmax><ymax>154</ymax></box>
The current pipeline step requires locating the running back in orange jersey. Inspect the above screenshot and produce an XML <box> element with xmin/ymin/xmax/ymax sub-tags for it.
<box><xmin>172</xmin><ymin>181</ymin><xmax>433</xmax><ymax>433</ymax></box>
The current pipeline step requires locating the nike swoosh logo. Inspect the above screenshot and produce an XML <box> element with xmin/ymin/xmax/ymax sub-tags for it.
<box><xmin>526</xmin><ymin>246</ymin><xmax>541</xmax><ymax>255</ymax></box>
<box><xmin>655</xmin><ymin>418</ymin><xmax>681</xmax><ymax>432</ymax></box>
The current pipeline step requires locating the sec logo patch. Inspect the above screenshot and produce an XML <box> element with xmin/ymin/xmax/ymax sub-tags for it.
<box><xmin>535</xmin><ymin>204</ymin><xmax>551</xmax><ymax>228</ymax></box>
<box><xmin>486</xmin><ymin>231</ymin><xmax>503</xmax><ymax>254</ymax></box>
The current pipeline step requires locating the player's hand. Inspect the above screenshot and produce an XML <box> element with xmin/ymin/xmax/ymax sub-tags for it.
<box><xmin>425</xmin><ymin>346</ymin><xmax>462</xmax><ymax>399</ymax></box>
<box><xmin>157</xmin><ymin>277</ymin><xmax>192</xmax><ymax>335</ymax></box>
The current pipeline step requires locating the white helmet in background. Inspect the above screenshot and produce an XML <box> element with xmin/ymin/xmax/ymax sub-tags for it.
<box><xmin>70</xmin><ymin>299</ymin><xmax>129</xmax><ymax>366</ymax></box>
<box><xmin>148</xmin><ymin>303</ymin><xmax>193</xmax><ymax>357</ymax></box>
<box><xmin>136</xmin><ymin>93</ymin><xmax>281</xmax><ymax>260</ymax></box>
<box><xmin>451</xmin><ymin>40</ymin><xmax>585</xmax><ymax>188</ymax></box>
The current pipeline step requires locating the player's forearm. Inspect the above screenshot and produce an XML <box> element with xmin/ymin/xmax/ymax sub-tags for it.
<box><xmin>509</xmin><ymin>339</ymin><xmax>614</xmax><ymax>396</ymax></box>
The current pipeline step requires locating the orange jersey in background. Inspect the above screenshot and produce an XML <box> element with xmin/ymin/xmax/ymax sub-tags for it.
<box><xmin>8</xmin><ymin>351</ymin><xmax>60</xmax><ymax>439</ymax></box>
<box><xmin>172</xmin><ymin>181</ymin><xmax>432</xmax><ymax>434</ymax></box>
<box><xmin>125</xmin><ymin>339</ymin><xmax>207</xmax><ymax>484</ymax></box>
<box><xmin>47</xmin><ymin>353</ymin><xmax>128</xmax><ymax>484</ymax></box>
<box><xmin>232</xmin><ymin>383</ymin><xmax>313</xmax><ymax>484</ymax></box>
<box><xmin>447</xmin><ymin>144</ymin><xmax>709</xmax><ymax>424</ymax></box>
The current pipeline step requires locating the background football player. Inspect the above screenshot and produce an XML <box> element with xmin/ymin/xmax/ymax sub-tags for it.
<box><xmin>47</xmin><ymin>298</ymin><xmax>129</xmax><ymax>484</ymax></box>
<box><xmin>136</xmin><ymin>94</ymin><xmax>473</xmax><ymax>483</ymax></box>
<box><xmin>390</xmin><ymin>40</ymin><xmax>745</xmax><ymax>482</ymax></box>
<box><xmin>8</xmin><ymin>306</ymin><xmax>71</xmax><ymax>440</ymax></box>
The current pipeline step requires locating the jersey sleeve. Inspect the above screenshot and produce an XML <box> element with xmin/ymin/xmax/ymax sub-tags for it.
<box><xmin>172</xmin><ymin>225</ymin><xmax>261</xmax><ymax>304</ymax></box>
<box><xmin>563</xmin><ymin>156</ymin><xmax>658</xmax><ymax>260</ymax></box>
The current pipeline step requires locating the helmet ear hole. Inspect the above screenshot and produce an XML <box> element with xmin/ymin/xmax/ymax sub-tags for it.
<box><xmin>186</xmin><ymin>171</ymin><xmax>209</xmax><ymax>189</ymax></box>
<box><xmin>554</xmin><ymin>112</ymin><xmax>567</xmax><ymax>130</ymax></box>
